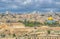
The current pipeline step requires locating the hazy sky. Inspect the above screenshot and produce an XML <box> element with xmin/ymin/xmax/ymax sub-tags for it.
<box><xmin>0</xmin><ymin>0</ymin><xmax>60</xmax><ymax>12</ymax></box>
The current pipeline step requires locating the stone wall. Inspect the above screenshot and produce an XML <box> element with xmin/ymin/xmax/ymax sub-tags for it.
<box><xmin>0</xmin><ymin>35</ymin><xmax>60</xmax><ymax>39</ymax></box>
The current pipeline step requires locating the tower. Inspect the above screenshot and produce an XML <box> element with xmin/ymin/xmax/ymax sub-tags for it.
<box><xmin>6</xmin><ymin>11</ymin><xmax>9</xmax><ymax>14</ymax></box>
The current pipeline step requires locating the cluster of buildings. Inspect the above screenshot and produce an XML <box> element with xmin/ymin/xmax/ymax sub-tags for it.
<box><xmin>0</xmin><ymin>11</ymin><xmax>60</xmax><ymax>23</ymax></box>
<box><xmin>0</xmin><ymin>11</ymin><xmax>59</xmax><ymax>39</ymax></box>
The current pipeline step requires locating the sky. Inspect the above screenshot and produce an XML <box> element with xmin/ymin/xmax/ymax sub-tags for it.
<box><xmin>0</xmin><ymin>0</ymin><xmax>60</xmax><ymax>12</ymax></box>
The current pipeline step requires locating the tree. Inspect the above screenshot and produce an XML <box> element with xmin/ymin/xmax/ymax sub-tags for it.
<box><xmin>18</xmin><ymin>20</ymin><xmax>23</xmax><ymax>23</ymax></box>
<box><xmin>47</xmin><ymin>30</ymin><xmax>50</xmax><ymax>34</ymax></box>
<box><xmin>44</xmin><ymin>20</ymin><xmax>60</xmax><ymax>27</ymax></box>
<box><xmin>23</xmin><ymin>20</ymin><xmax>41</xmax><ymax>27</ymax></box>
<box><xmin>13</xmin><ymin>34</ymin><xmax>16</xmax><ymax>37</ymax></box>
<box><xmin>1</xmin><ymin>34</ymin><xmax>5</xmax><ymax>38</ymax></box>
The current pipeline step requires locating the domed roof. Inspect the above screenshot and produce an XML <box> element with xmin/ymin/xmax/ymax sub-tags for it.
<box><xmin>48</xmin><ymin>17</ymin><xmax>53</xmax><ymax>20</ymax></box>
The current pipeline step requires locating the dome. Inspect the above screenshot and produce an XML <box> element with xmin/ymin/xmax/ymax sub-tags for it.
<box><xmin>48</xmin><ymin>17</ymin><xmax>53</xmax><ymax>20</ymax></box>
